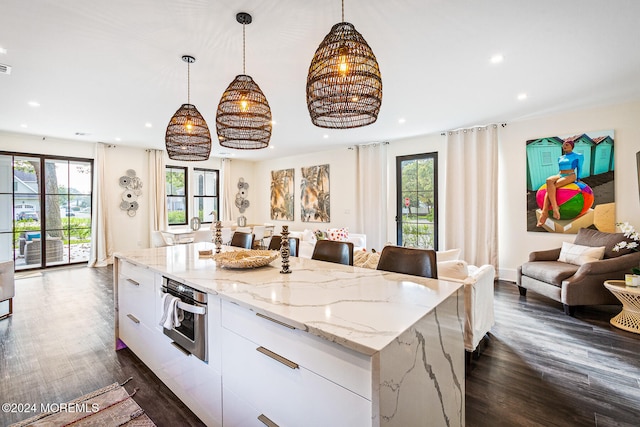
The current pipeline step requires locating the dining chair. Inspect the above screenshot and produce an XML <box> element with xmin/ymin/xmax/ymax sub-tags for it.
<box><xmin>151</xmin><ymin>231</ymin><xmax>174</xmax><ymax>247</ymax></box>
<box><xmin>376</xmin><ymin>245</ymin><xmax>438</xmax><ymax>278</ymax></box>
<box><xmin>230</xmin><ymin>231</ymin><xmax>254</xmax><ymax>249</ymax></box>
<box><xmin>268</xmin><ymin>235</ymin><xmax>300</xmax><ymax>257</ymax></box>
<box><xmin>252</xmin><ymin>225</ymin><xmax>266</xmax><ymax>249</ymax></box>
<box><xmin>220</xmin><ymin>227</ymin><xmax>232</xmax><ymax>245</ymax></box>
<box><xmin>193</xmin><ymin>229</ymin><xmax>213</xmax><ymax>243</ymax></box>
<box><xmin>311</xmin><ymin>240</ymin><xmax>354</xmax><ymax>266</ymax></box>
<box><xmin>235</xmin><ymin>227</ymin><xmax>252</xmax><ymax>234</ymax></box>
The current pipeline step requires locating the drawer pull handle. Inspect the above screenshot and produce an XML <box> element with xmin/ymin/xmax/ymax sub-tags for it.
<box><xmin>258</xmin><ymin>414</ymin><xmax>279</xmax><ymax>427</ymax></box>
<box><xmin>256</xmin><ymin>346</ymin><xmax>299</xmax><ymax>370</ymax></box>
<box><xmin>126</xmin><ymin>314</ymin><xmax>140</xmax><ymax>324</ymax></box>
<box><xmin>126</xmin><ymin>278</ymin><xmax>140</xmax><ymax>286</ymax></box>
<box><xmin>256</xmin><ymin>312</ymin><xmax>295</xmax><ymax>329</ymax></box>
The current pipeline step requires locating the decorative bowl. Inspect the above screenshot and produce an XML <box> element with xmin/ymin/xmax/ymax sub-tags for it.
<box><xmin>211</xmin><ymin>250</ymin><xmax>279</xmax><ymax>269</ymax></box>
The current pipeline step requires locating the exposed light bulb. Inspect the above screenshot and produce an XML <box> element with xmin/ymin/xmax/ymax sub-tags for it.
<box><xmin>240</xmin><ymin>98</ymin><xmax>249</xmax><ymax>112</ymax></box>
<box><xmin>185</xmin><ymin>118</ymin><xmax>193</xmax><ymax>132</ymax></box>
<box><xmin>338</xmin><ymin>47</ymin><xmax>349</xmax><ymax>76</ymax></box>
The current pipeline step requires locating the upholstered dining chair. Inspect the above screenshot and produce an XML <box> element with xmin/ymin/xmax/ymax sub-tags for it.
<box><xmin>268</xmin><ymin>235</ymin><xmax>300</xmax><ymax>257</ymax></box>
<box><xmin>311</xmin><ymin>240</ymin><xmax>354</xmax><ymax>266</ymax></box>
<box><xmin>0</xmin><ymin>260</ymin><xmax>15</xmax><ymax>320</ymax></box>
<box><xmin>230</xmin><ymin>231</ymin><xmax>254</xmax><ymax>249</ymax></box>
<box><xmin>252</xmin><ymin>225</ymin><xmax>266</xmax><ymax>249</ymax></box>
<box><xmin>376</xmin><ymin>246</ymin><xmax>438</xmax><ymax>278</ymax></box>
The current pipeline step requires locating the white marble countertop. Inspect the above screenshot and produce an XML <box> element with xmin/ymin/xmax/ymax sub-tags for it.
<box><xmin>115</xmin><ymin>242</ymin><xmax>462</xmax><ymax>356</ymax></box>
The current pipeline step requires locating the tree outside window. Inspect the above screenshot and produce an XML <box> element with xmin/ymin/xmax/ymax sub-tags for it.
<box><xmin>166</xmin><ymin>166</ymin><xmax>187</xmax><ymax>225</ymax></box>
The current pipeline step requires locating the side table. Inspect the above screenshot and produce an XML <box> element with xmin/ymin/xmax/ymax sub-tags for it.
<box><xmin>603</xmin><ymin>280</ymin><xmax>640</xmax><ymax>334</ymax></box>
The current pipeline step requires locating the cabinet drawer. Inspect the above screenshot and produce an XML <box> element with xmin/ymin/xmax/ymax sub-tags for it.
<box><xmin>222</xmin><ymin>327</ymin><xmax>371</xmax><ymax>427</ymax></box>
<box><xmin>119</xmin><ymin>259</ymin><xmax>155</xmax><ymax>292</ymax></box>
<box><xmin>221</xmin><ymin>300</ymin><xmax>371</xmax><ymax>399</ymax></box>
<box><xmin>119</xmin><ymin>280</ymin><xmax>155</xmax><ymax>326</ymax></box>
<box><xmin>119</xmin><ymin>308</ymin><xmax>158</xmax><ymax>368</ymax></box>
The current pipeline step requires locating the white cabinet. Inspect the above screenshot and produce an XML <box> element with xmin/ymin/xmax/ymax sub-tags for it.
<box><xmin>116</xmin><ymin>258</ymin><xmax>222</xmax><ymax>426</ymax></box>
<box><xmin>221</xmin><ymin>300</ymin><xmax>372</xmax><ymax>427</ymax></box>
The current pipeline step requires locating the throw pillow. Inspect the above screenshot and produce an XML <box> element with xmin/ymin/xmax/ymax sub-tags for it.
<box><xmin>350</xmin><ymin>236</ymin><xmax>366</xmax><ymax>248</ymax></box>
<box><xmin>302</xmin><ymin>229</ymin><xmax>317</xmax><ymax>243</ymax></box>
<box><xmin>574</xmin><ymin>228</ymin><xmax>633</xmax><ymax>258</ymax></box>
<box><xmin>558</xmin><ymin>241</ymin><xmax>606</xmax><ymax>265</ymax></box>
<box><xmin>436</xmin><ymin>248</ymin><xmax>461</xmax><ymax>262</ymax></box>
<box><xmin>327</xmin><ymin>227</ymin><xmax>349</xmax><ymax>242</ymax></box>
<box><xmin>437</xmin><ymin>260</ymin><xmax>469</xmax><ymax>280</ymax></box>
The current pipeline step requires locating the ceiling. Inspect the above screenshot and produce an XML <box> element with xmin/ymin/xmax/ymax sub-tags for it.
<box><xmin>1</xmin><ymin>0</ymin><xmax>639</xmax><ymax>161</ymax></box>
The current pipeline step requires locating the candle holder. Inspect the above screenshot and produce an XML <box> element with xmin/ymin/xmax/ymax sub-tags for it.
<box><xmin>214</xmin><ymin>221</ymin><xmax>222</xmax><ymax>254</ymax></box>
<box><xmin>280</xmin><ymin>225</ymin><xmax>291</xmax><ymax>274</ymax></box>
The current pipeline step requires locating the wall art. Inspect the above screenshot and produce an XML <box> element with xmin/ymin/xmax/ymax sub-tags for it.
<box><xmin>526</xmin><ymin>130</ymin><xmax>615</xmax><ymax>233</ymax></box>
<box><xmin>119</xmin><ymin>169</ymin><xmax>142</xmax><ymax>217</ymax></box>
<box><xmin>270</xmin><ymin>168</ymin><xmax>294</xmax><ymax>221</ymax></box>
<box><xmin>300</xmin><ymin>164</ymin><xmax>330</xmax><ymax>223</ymax></box>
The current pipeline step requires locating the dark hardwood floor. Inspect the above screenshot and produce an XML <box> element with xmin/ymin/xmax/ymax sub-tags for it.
<box><xmin>1</xmin><ymin>266</ymin><xmax>639</xmax><ymax>426</ymax></box>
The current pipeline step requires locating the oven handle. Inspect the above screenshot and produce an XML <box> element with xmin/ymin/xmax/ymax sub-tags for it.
<box><xmin>177</xmin><ymin>301</ymin><xmax>206</xmax><ymax>315</ymax></box>
<box><xmin>160</xmin><ymin>291</ymin><xmax>207</xmax><ymax>315</ymax></box>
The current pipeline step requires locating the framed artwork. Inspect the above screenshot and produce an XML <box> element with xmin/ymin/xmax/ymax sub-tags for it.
<box><xmin>300</xmin><ymin>164</ymin><xmax>330</xmax><ymax>222</ymax></box>
<box><xmin>526</xmin><ymin>130</ymin><xmax>615</xmax><ymax>233</ymax></box>
<box><xmin>270</xmin><ymin>168</ymin><xmax>294</xmax><ymax>221</ymax></box>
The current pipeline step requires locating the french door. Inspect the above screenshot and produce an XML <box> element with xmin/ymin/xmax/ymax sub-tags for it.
<box><xmin>396</xmin><ymin>153</ymin><xmax>438</xmax><ymax>249</ymax></box>
<box><xmin>0</xmin><ymin>153</ymin><xmax>93</xmax><ymax>270</ymax></box>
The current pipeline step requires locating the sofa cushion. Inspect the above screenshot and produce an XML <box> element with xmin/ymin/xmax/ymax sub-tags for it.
<box><xmin>438</xmin><ymin>260</ymin><xmax>468</xmax><ymax>280</ymax></box>
<box><xmin>302</xmin><ymin>229</ymin><xmax>317</xmax><ymax>243</ymax></box>
<box><xmin>436</xmin><ymin>249</ymin><xmax>461</xmax><ymax>262</ymax></box>
<box><xmin>573</xmin><ymin>228</ymin><xmax>632</xmax><ymax>258</ymax></box>
<box><xmin>521</xmin><ymin>261</ymin><xmax>579</xmax><ymax>286</ymax></box>
<box><xmin>558</xmin><ymin>242</ymin><xmax>606</xmax><ymax>266</ymax></box>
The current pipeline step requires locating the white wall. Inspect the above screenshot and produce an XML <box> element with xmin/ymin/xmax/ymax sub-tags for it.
<box><xmin>498</xmin><ymin>99</ymin><xmax>640</xmax><ymax>281</ymax></box>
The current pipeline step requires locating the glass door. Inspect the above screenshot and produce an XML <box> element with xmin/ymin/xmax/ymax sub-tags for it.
<box><xmin>0</xmin><ymin>153</ymin><xmax>92</xmax><ymax>270</ymax></box>
<box><xmin>396</xmin><ymin>153</ymin><xmax>438</xmax><ymax>249</ymax></box>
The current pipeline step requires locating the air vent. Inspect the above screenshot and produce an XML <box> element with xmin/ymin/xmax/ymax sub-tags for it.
<box><xmin>0</xmin><ymin>63</ymin><xmax>11</xmax><ymax>75</ymax></box>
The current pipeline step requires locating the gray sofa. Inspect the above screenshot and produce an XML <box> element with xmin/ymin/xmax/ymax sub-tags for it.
<box><xmin>517</xmin><ymin>228</ymin><xmax>640</xmax><ymax>315</ymax></box>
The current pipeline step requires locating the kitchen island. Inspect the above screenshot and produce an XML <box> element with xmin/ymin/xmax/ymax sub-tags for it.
<box><xmin>114</xmin><ymin>243</ymin><xmax>464</xmax><ymax>426</ymax></box>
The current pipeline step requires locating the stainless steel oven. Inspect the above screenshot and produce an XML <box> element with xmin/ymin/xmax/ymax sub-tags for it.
<box><xmin>161</xmin><ymin>277</ymin><xmax>208</xmax><ymax>362</ymax></box>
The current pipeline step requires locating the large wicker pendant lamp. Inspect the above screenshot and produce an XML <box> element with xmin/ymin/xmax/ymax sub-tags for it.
<box><xmin>216</xmin><ymin>12</ymin><xmax>272</xmax><ymax>150</ymax></box>
<box><xmin>306</xmin><ymin>0</ymin><xmax>382</xmax><ymax>129</ymax></box>
<box><xmin>165</xmin><ymin>55</ymin><xmax>212</xmax><ymax>161</ymax></box>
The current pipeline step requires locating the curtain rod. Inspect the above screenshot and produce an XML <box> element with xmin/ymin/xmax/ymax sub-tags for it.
<box><xmin>441</xmin><ymin>123</ymin><xmax>507</xmax><ymax>136</ymax></box>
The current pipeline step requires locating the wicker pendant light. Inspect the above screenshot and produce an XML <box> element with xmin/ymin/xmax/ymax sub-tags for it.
<box><xmin>165</xmin><ymin>55</ymin><xmax>212</xmax><ymax>161</ymax></box>
<box><xmin>216</xmin><ymin>12</ymin><xmax>272</xmax><ymax>150</ymax></box>
<box><xmin>306</xmin><ymin>0</ymin><xmax>382</xmax><ymax>129</ymax></box>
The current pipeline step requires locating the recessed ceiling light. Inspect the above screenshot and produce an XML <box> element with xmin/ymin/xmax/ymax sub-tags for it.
<box><xmin>323</xmin><ymin>134</ymin><xmax>329</xmax><ymax>139</ymax></box>
<box><xmin>490</xmin><ymin>54</ymin><xmax>504</xmax><ymax>64</ymax></box>
<box><xmin>145</xmin><ymin>123</ymin><xmax>152</xmax><ymax>128</ymax></box>
<box><xmin>20</xmin><ymin>123</ymin><xmax>27</xmax><ymax>128</ymax></box>
<box><xmin>115</xmin><ymin>137</ymin><xmax>121</xmax><ymax>142</ymax></box>
<box><xmin>0</xmin><ymin>47</ymin><xmax>7</xmax><ymax>55</ymax></box>
<box><xmin>517</xmin><ymin>93</ymin><xmax>528</xmax><ymax>100</ymax></box>
<box><xmin>269</xmin><ymin>146</ymin><xmax>275</xmax><ymax>149</ymax></box>
<box><xmin>398</xmin><ymin>118</ymin><xmax>406</xmax><ymax>124</ymax></box>
<box><xmin>28</xmin><ymin>101</ymin><xmax>40</xmax><ymax>107</ymax></box>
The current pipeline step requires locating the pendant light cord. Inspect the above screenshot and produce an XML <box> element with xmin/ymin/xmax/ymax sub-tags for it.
<box><xmin>242</xmin><ymin>22</ymin><xmax>246</xmax><ymax>74</ymax></box>
<box><xmin>342</xmin><ymin>0</ymin><xmax>344</xmax><ymax>22</ymax></box>
<box><xmin>187</xmin><ymin>60</ymin><xmax>191</xmax><ymax>105</ymax></box>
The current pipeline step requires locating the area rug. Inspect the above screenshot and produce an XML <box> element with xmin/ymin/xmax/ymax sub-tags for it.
<box><xmin>10</xmin><ymin>379</ymin><xmax>156</xmax><ymax>427</ymax></box>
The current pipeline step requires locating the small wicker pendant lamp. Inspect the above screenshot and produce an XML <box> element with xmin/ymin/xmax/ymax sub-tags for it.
<box><xmin>306</xmin><ymin>0</ymin><xmax>382</xmax><ymax>129</ymax></box>
<box><xmin>216</xmin><ymin>12</ymin><xmax>272</xmax><ymax>150</ymax></box>
<box><xmin>165</xmin><ymin>55</ymin><xmax>212</xmax><ymax>161</ymax></box>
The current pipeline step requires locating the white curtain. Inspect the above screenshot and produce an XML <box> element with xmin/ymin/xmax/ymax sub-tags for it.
<box><xmin>148</xmin><ymin>149</ymin><xmax>167</xmax><ymax>246</ymax></box>
<box><xmin>88</xmin><ymin>143</ymin><xmax>112</xmax><ymax>267</ymax></box>
<box><xmin>356</xmin><ymin>142</ymin><xmax>388</xmax><ymax>251</ymax></box>
<box><xmin>444</xmin><ymin>125</ymin><xmax>498</xmax><ymax>267</ymax></box>
<box><xmin>221</xmin><ymin>158</ymin><xmax>233</xmax><ymax>221</ymax></box>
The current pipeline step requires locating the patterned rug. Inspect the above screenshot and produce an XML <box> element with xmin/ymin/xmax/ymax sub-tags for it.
<box><xmin>10</xmin><ymin>380</ymin><xmax>156</xmax><ymax>427</ymax></box>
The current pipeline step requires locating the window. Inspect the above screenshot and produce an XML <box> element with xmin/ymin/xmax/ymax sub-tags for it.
<box><xmin>193</xmin><ymin>168</ymin><xmax>219</xmax><ymax>224</ymax></box>
<box><xmin>166</xmin><ymin>166</ymin><xmax>187</xmax><ymax>225</ymax></box>
<box><xmin>396</xmin><ymin>153</ymin><xmax>438</xmax><ymax>249</ymax></box>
